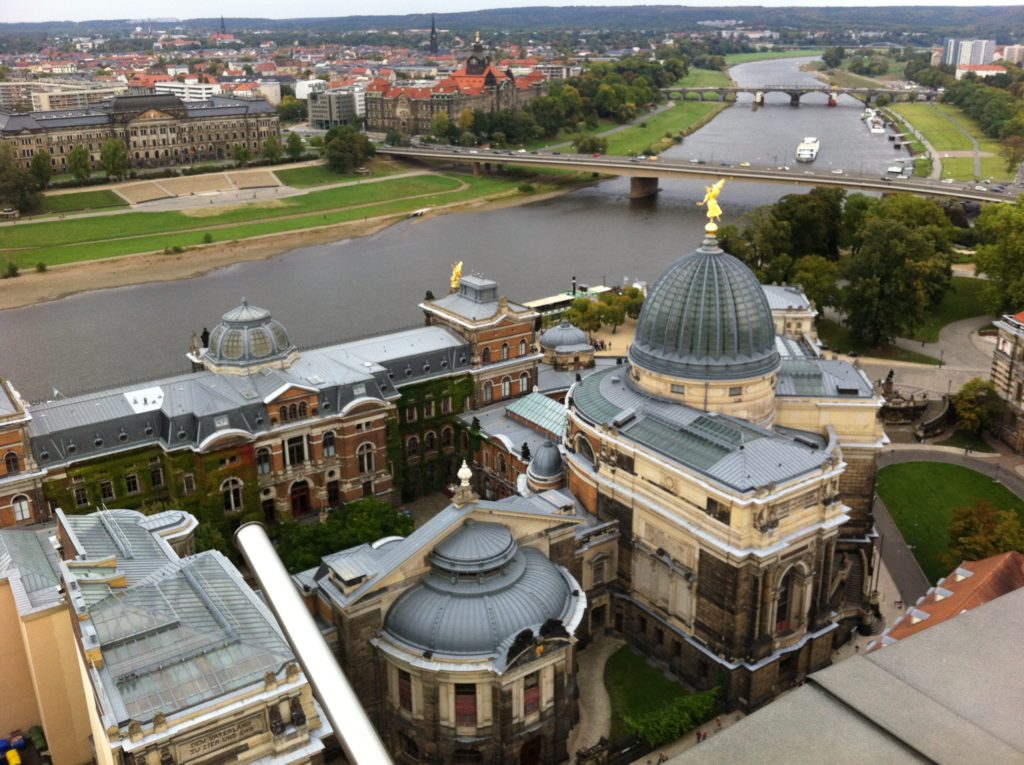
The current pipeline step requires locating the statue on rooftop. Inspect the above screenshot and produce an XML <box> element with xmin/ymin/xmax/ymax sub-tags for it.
<box><xmin>450</xmin><ymin>260</ymin><xmax>463</xmax><ymax>292</ymax></box>
<box><xmin>697</xmin><ymin>178</ymin><xmax>726</xmax><ymax>233</ymax></box>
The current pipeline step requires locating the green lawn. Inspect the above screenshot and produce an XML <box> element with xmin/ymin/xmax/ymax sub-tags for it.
<box><xmin>817</xmin><ymin>318</ymin><xmax>941</xmax><ymax>365</ymax></box>
<box><xmin>274</xmin><ymin>159</ymin><xmax>404</xmax><ymax>188</ymax></box>
<box><xmin>605</xmin><ymin>646</ymin><xmax>690</xmax><ymax>741</ymax></box>
<box><xmin>605</xmin><ymin>101</ymin><xmax>727</xmax><ymax>156</ymax></box>
<box><xmin>725</xmin><ymin>49</ymin><xmax>824</xmax><ymax>65</ymax></box>
<box><xmin>0</xmin><ymin>174</ymin><xmax>530</xmax><ymax>268</ymax></box>
<box><xmin>890</xmin><ymin>103</ymin><xmax>973</xmax><ymax>152</ymax></box>
<box><xmin>674</xmin><ymin>68</ymin><xmax>732</xmax><ymax>88</ymax></box>
<box><xmin>38</xmin><ymin>189</ymin><xmax>128</xmax><ymax>214</ymax></box>
<box><xmin>934</xmin><ymin>430</ymin><xmax>996</xmax><ymax>453</ymax></box>
<box><xmin>524</xmin><ymin>118</ymin><xmax>618</xmax><ymax>150</ymax></box>
<box><xmin>910</xmin><ymin>277</ymin><xmax>991</xmax><ymax>342</ymax></box>
<box><xmin>877</xmin><ymin>462</ymin><xmax>1024</xmax><ymax>582</ymax></box>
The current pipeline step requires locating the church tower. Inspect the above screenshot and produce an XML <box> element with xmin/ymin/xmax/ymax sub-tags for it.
<box><xmin>429</xmin><ymin>14</ymin><xmax>438</xmax><ymax>55</ymax></box>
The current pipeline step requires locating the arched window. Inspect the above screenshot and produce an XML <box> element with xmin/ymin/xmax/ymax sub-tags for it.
<box><xmin>501</xmin><ymin>377</ymin><xmax>512</xmax><ymax>398</ymax></box>
<box><xmin>256</xmin><ymin>448</ymin><xmax>272</xmax><ymax>475</ymax></box>
<box><xmin>425</xmin><ymin>431</ymin><xmax>437</xmax><ymax>452</ymax></box>
<box><xmin>3</xmin><ymin>452</ymin><xmax>19</xmax><ymax>474</ymax></box>
<box><xmin>288</xmin><ymin>403</ymin><xmax>298</xmax><ymax>420</ymax></box>
<box><xmin>407</xmin><ymin>437</ymin><xmax>420</xmax><ymax>457</ymax></box>
<box><xmin>442</xmin><ymin>427</ymin><xmax>454</xmax><ymax>447</ymax></box>
<box><xmin>519</xmin><ymin>372</ymin><xmax>530</xmax><ymax>393</ymax></box>
<box><xmin>279</xmin><ymin>405</ymin><xmax>288</xmax><ymax>422</ymax></box>
<box><xmin>357</xmin><ymin>442</ymin><xmax>374</xmax><ymax>474</ymax></box>
<box><xmin>323</xmin><ymin>431</ymin><xmax>336</xmax><ymax>457</ymax></box>
<box><xmin>498</xmin><ymin>454</ymin><xmax>507</xmax><ymax>475</ymax></box>
<box><xmin>222</xmin><ymin>478</ymin><xmax>243</xmax><ymax>513</ymax></box>
<box><xmin>776</xmin><ymin>569</ymin><xmax>794</xmax><ymax>633</ymax></box>
<box><xmin>483</xmin><ymin>381</ymin><xmax>493</xmax><ymax>402</ymax></box>
<box><xmin>519</xmin><ymin>339</ymin><xmax>527</xmax><ymax>356</ymax></box>
<box><xmin>298</xmin><ymin>401</ymin><xmax>308</xmax><ymax>417</ymax></box>
<box><xmin>501</xmin><ymin>343</ymin><xmax>509</xmax><ymax>360</ymax></box>
<box><xmin>482</xmin><ymin>347</ymin><xmax>491</xmax><ymax>364</ymax></box>
<box><xmin>576</xmin><ymin>436</ymin><xmax>596</xmax><ymax>465</ymax></box>
<box><xmin>11</xmin><ymin>495</ymin><xmax>30</xmax><ymax>522</ymax></box>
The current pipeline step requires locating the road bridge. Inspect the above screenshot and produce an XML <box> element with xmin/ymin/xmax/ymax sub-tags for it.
<box><xmin>378</xmin><ymin>146</ymin><xmax>1012</xmax><ymax>204</ymax></box>
<box><xmin>660</xmin><ymin>85</ymin><xmax>941</xmax><ymax>106</ymax></box>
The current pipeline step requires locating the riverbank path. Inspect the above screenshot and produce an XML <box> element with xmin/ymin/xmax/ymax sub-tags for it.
<box><xmin>930</xmin><ymin>102</ymin><xmax>983</xmax><ymax>178</ymax></box>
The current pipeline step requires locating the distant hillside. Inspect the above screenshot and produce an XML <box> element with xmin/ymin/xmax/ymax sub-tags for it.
<box><xmin>3</xmin><ymin>6</ymin><xmax>1023</xmax><ymax>38</ymax></box>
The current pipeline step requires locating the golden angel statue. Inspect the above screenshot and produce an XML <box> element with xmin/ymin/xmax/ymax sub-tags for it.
<box><xmin>450</xmin><ymin>261</ymin><xmax>463</xmax><ymax>291</ymax></box>
<box><xmin>697</xmin><ymin>179</ymin><xmax>726</xmax><ymax>229</ymax></box>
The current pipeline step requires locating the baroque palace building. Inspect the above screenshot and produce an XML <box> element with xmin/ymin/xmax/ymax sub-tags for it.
<box><xmin>0</xmin><ymin>203</ymin><xmax>889</xmax><ymax>760</ymax></box>
<box><xmin>0</xmin><ymin>92</ymin><xmax>279</xmax><ymax>171</ymax></box>
<box><xmin>365</xmin><ymin>35</ymin><xmax>546</xmax><ymax>136</ymax></box>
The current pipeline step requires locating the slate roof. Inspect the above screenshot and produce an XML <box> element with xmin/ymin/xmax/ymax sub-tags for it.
<box><xmin>762</xmin><ymin>284</ymin><xmax>814</xmax><ymax>312</ymax></box>
<box><xmin>0</xmin><ymin>528</ymin><xmax>62</xmax><ymax>614</ymax></box>
<box><xmin>776</xmin><ymin>358</ymin><xmax>875</xmax><ymax>398</ymax></box>
<box><xmin>571</xmin><ymin>366</ymin><xmax>835</xmax><ymax>492</ymax></box>
<box><xmin>668</xmin><ymin>588</ymin><xmax>1024</xmax><ymax>764</ymax></box>
<box><xmin>505</xmin><ymin>392</ymin><xmax>567</xmax><ymax>439</ymax></box>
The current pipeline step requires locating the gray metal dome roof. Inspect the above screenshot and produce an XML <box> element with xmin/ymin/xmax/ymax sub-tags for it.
<box><xmin>629</xmin><ymin>238</ymin><xmax>779</xmax><ymax>380</ymax></box>
<box><xmin>528</xmin><ymin>440</ymin><xmax>563</xmax><ymax>481</ymax></box>
<box><xmin>205</xmin><ymin>300</ymin><xmax>295</xmax><ymax>368</ymax></box>
<box><xmin>383</xmin><ymin>520</ymin><xmax>578</xmax><ymax>657</ymax></box>
<box><xmin>540</xmin><ymin>321</ymin><xmax>590</xmax><ymax>350</ymax></box>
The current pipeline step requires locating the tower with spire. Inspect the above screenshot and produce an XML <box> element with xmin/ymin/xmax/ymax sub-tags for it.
<box><xmin>429</xmin><ymin>14</ymin><xmax>438</xmax><ymax>55</ymax></box>
<box><xmin>220</xmin><ymin>15</ymin><xmax>226</xmax><ymax>35</ymax></box>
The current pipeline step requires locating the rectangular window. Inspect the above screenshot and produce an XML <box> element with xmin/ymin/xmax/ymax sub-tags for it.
<box><xmin>398</xmin><ymin>669</ymin><xmax>412</xmax><ymax>712</ymax></box>
<box><xmin>150</xmin><ymin>466</ymin><xmax>164</xmax><ymax>488</ymax></box>
<box><xmin>638</xmin><ymin>616</ymin><xmax>647</xmax><ymax>635</ymax></box>
<box><xmin>592</xmin><ymin>560</ymin><xmax>606</xmax><ymax>586</ymax></box>
<box><xmin>406</xmin><ymin>406</ymin><xmax>417</xmax><ymax>423</ymax></box>
<box><xmin>183</xmin><ymin>474</ymin><xmax>196</xmax><ymax>494</ymax></box>
<box><xmin>74</xmin><ymin>486</ymin><xmax>89</xmax><ymax>507</ymax></box>
<box><xmin>705</xmin><ymin>498</ymin><xmax>731</xmax><ymax>525</ymax></box>
<box><xmin>454</xmin><ymin>684</ymin><xmax>477</xmax><ymax>726</ymax></box>
<box><xmin>442</xmin><ymin>397</ymin><xmax>452</xmax><ymax>414</ymax></box>
<box><xmin>287</xmin><ymin>436</ymin><xmax>306</xmax><ymax>465</ymax></box>
<box><xmin>125</xmin><ymin>474</ymin><xmax>140</xmax><ymax>494</ymax></box>
<box><xmin>424</xmin><ymin>401</ymin><xmax>435</xmax><ymax>418</ymax></box>
<box><xmin>729</xmin><ymin>386</ymin><xmax>743</xmax><ymax>397</ymax></box>
<box><xmin>670</xmin><ymin>384</ymin><xmax>685</xmax><ymax>394</ymax></box>
<box><xmin>523</xmin><ymin>672</ymin><xmax>540</xmax><ymax>716</ymax></box>
<box><xmin>100</xmin><ymin>480</ymin><xmax>115</xmax><ymax>502</ymax></box>
<box><xmin>327</xmin><ymin>480</ymin><xmax>340</xmax><ymax>506</ymax></box>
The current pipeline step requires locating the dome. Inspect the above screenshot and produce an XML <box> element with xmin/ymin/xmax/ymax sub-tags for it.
<box><xmin>540</xmin><ymin>321</ymin><xmax>590</xmax><ymax>350</ymax></box>
<box><xmin>205</xmin><ymin>300</ymin><xmax>296</xmax><ymax>369</ymax></box>
<box><xmin>528</xmin><ymin>440</ymin><xmax>564</xmax><ymax>481</ymax></box>
<box><xmin>629</xmin><ymin>237</ymin><xmax>779</xmax><ymax>380</ymax></box>
<box><xmin>383</xmin><ymin>520</ymin><xmax>579</xmax><ymax>657</ymax></box>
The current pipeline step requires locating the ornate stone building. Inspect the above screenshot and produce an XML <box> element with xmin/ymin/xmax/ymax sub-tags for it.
<box><xmin>563</xmin><ymin>227</ymin><xmax>886</xmax><ymax>710</ymax></box>
<box><xmin>295</xmin><ymin>469</ymin><xmax>596</xmax><ymax>765</ymax></box>
<box><xmin>990</xmin><ymin>310</ymin><xmax>1024</xmax><ymax>451</ymax></box>
<box><xmin>0</xmin><ymin>93</ymin><xmax>279</xmax><ymax>170</ymax></box>
<box><xmin>364</xmin><ymin>36</ymin><xmax>546</xmax><ymax>136</ymax></box>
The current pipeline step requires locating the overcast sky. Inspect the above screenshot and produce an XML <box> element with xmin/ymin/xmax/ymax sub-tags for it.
<box><xmin>3</xmin><ymin>0</ymin><xmax>1020</xmax><ymax>25</ymax></box>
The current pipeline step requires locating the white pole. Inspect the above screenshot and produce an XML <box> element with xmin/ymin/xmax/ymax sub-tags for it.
<box><xmin>234</xmin><ymin>522</ymin><xmax>393</xmax><ymax>765</ymax></box>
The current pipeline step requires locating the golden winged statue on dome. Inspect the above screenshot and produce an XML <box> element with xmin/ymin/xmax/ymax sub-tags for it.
<box><xmin>697</xmin><ymin>178</ymin><xmax>726</xmax><ymax>232</ymax></box>
<box><xmin>450</xmin><ymin>261</ymin><xmax>463</xmax><ymax>291</ymax></box>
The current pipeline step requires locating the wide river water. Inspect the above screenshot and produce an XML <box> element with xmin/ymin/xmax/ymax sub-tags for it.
<box><xmin>1</xmin><ymin>57</ymin><xmax>905</xmax><ymax>401</ymax></box>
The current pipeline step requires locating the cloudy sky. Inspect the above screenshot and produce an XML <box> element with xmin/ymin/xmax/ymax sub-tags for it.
<box><xmin>2</xmin><ymin>0</ymin><xmax>1019</xmax><ymax>24</ymax></box>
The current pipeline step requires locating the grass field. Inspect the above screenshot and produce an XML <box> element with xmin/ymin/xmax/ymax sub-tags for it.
<box><xmin>0</xmin><ymin>174</ymin><xmax>529</xmax><ymax>268</ymax></box>
<box><xmin>605</xmin><ymin>101</ymin><xmax>727</xmax><ymax>156</ymax></box>
<box><xmin>892</xmin><ymin>102</ymin><xmax>1012</xmax><ymax>181</ymax></box>
<box><xmin>725</xmin><ymin>49</ymin><xmax>823</xmax><ymax>65</ymax></box>
<box><xmin>890</xmin><ymin>103</ymin><xmax>973</xmax><ymax>151</ymax></box>
<box><xmin>674</xmin><ymin>68</ymin><xmax>732</xmax><ymax>88</ymax></box>
<box><xmin>911</xmin><ymin>277</ymin><xmax>991</xmax><ymax>342</ymax></box>
<box><xmin>934</xmin><ymin>430</ymin><xmax>996</xmax><ymax>453</ymax></box>
<box><xmin>526</xmin><ymin>118</ymin><xmax>618</xmax><ymax>150</ymax></box>
<box><xmin>605</xmin><ymin>646</ymin><xmax>691</xmax><ymax>741</ymax></box>
<box><xmin>877</xmin><ymin>462</ymin><xmax>1024</xmax><ymax>582</ymax></box>
<box><xmin>817</xmin><ymin>319</ymin><xmax>941</xmax><ymax>365</ymax></box>
<box><xmin>273</xmin><ymin>159</ymin><xmax>404</xmax><ymax>187</ymax></box>
<box><xmin>38</xmin><ymin>189</ymin><xmax>128</xmax><ymax>214</ymax></box>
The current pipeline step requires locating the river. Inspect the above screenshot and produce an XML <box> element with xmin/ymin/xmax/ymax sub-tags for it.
<box><xmin>0</xmin><ymin>56</ymin><xmax>905</xmax><ymax>401</ymax></box>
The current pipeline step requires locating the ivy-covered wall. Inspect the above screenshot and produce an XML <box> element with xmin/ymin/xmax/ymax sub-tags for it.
<box><xmin>394</xmin><ymin>373</ymin><xmax>475</xmax><ymax>502</ymax></box>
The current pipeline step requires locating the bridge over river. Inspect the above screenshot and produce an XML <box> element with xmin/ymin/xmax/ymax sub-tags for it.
<box><xmin>660</xmin><ymin>85</ymin><xmax>941</xmax><ymax>106</ymax></box>
<box><xmin>379</xmin><ymin>146</ymin><xmax>1012</xmax><ymax>203</ymax></box>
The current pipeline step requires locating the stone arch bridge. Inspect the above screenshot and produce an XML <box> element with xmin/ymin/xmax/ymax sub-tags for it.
<box><xmin>661</xmin><ymin>85</ymin><xmax>941</xmax><ymax>107</ymax></box>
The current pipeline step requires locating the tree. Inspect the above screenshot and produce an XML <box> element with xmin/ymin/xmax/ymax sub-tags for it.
<box><xmin>821</xmin><ymin>47</ymin><xmax>845</xmax><ymax>69</ymax></box>
<box><xmin>952</xmin><ymin>377</ymin><xmax>1003</xmax><ymax>433</ymax></box>
<box><xmin>285</xmin><ymin>131</ymin><xmax>305</xmax><ymax>160</ymax></box>
<box><xmin>231</xmin><ymin>143</ymin><xmax>252</xmax><ymax>167</ymax></box>
<box><xmin>100</xmin><ymin>138</ymin><xmax>129</xmax><ymax>180</ymax></box>
<box><xmin>28</xmin><ymin>149</ymin><xmax>52</xmax><ymax>189</ymax></box>
<box><xmin>563</xmin><ymin>297</ymin><xmax>602</xmax><ymax>336</ymax></box>
<box><xmin>976</xmin><ymin>199</ymin><xmax>1024</xmax><ymax>312</ymax></box>
<box><xmin>621</xmin><ymin>286</ymin><xmax>645</xmax><ymax>319</ymax></box>
<box><xmin>0</xmin><ymin>144</ymin><xmax>39</xmax><ymax>212</ymax></box>
<box><xmin>261</xmin><ymin>134</ymin><xmax>282</xmax><ymax>162</ymax></box>
<box><xmin>67</xmin><ymin>145</ymin><xmax>92</xmax><ymax>184</ymax></box>
<box><xmin>277</xmin><ymin>95</ymin><xmax>306</xmax><ymax>124</ymax></box>
<box><xmin>322</xmin><ymin>125</ymin><xmax>375</xmax><ymax>174</ymax></box>
<box><xmin>946</xmin><ymin>500</ymin><xmax>1024</xmax><ymax>567</ymax></box>
<box><xmin>271</xmin><ymin>497</ymin><xmax>415</xmax><ymax>572</ymax></box>
<box><xmin>571</xmin><ymin>135</ymin><xmax>608</xmax><ymax>154</ymax></box>
<box><xmin>385</xmin><ymin>129</ymin><xmax>406</xmax><ymax>147</ymax></box>
<box><xmin>792</xmin><ymin>255</ymin><xmax>841</xmax><ymax>309</ymax></box>
<box><xmin>430</xmin><ymin>111</ymin><xmax>451</xmax><ymax>141</ymax></box>
<box><xmin>597</xmin><ymin>291</ymin><xmax>627</xmax><ymax>333</ymax></box>
<box><xmin>1000</xmin><ymin>135</ymin><xmax>1024</xmax><ymax>175</ymax></box>
<box><xmin>457</xmin><ymin>108</ymin><xmax>475</xmax><ymax>134</ymax></box>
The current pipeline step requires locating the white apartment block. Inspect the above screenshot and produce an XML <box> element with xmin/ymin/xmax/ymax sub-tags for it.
<box><xmin>154</xmin><ymin>79</ymin><xmax>223</xmax><ymax>101</ymax></box>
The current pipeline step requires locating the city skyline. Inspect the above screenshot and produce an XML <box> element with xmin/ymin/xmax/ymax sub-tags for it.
<box><xmin>3</xmin><ymin>1</ymin><xmax>1023</xmax><ymax>25</ymax></box>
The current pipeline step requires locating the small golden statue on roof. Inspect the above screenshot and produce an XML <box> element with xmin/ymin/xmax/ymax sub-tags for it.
<box><xmin>450</xmin><ymin>261</ymin><xmax>463</xmax><ymax>292</ymax></box>
<box><xmin>697</xmin><ymin>178</ymin><xmax>726</xmax><ymax>234</ymax></box>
